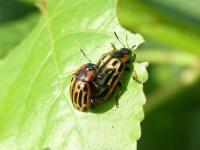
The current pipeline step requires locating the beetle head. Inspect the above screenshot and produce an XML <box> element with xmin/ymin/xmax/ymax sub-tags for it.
<box><xmin>86</xmin><ymin>63</ymin><xmax>97</xmax><ymax>71</ymax></box>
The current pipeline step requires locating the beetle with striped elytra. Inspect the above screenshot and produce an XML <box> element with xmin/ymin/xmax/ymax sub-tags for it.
<box><xmin>69</xmin><ymin>49</ymin><xmax>101</xmax><ymax>111</ymax></box>
<box><xmin>92</xmin><ymin>32</ymin><xmax>139</xmax><ymax>105</ymax></box>
<box><xmin>69</xmin><ymin>32</ymin><xmax>144</xmax><ymax>111</ymax></box>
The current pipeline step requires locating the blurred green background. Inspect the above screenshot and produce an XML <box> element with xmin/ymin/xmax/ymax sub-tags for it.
<box><xmin>118</xmin><ymin>0</ymin><xmax>200</xmax><ymax>150</ymax></box>
<box><xmin>0</xmin><ymin>0</ymin><xmax>38</xmax><ymax>58</ymax></box>
<box><xmin>0</xmin><ymin>0</ymin><xmax>200</xmax><ymax>150</ymax></box>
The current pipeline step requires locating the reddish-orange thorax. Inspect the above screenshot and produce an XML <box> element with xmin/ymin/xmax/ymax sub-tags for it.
<box><xmin>75</xmin><ymin>64</ymin><xmax>96</xmax><ymax>83</ymax></box>
<box><xmin>84</xmin><ymin>70</ymin><xmax>95</xmax><ymax>82</ymax></box>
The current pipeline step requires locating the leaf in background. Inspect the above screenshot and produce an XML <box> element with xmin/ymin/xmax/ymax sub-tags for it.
<box><xmin>118</xmin><ymin>0</ymin><xmax>200</xmax><ymax>103</ymax></box>
<box><xmin>0</xmin><ymin>13</ymin><xmax>39</xmax><ymax>59</ymax></box>
<box><xmin>117</xmin><ymin>1</ymin><xmax>200</xmax><ymax>150</ymax></box>
<box><xmin>0</xmin><ymin>0</ymin><xmax>146</xmax><ymax>149</ymax></box>
<box><xmin>0</xmin><ymin>0</ymin><xmax>39</xmax><ymax>58</ymax></box>
<box><xmin>118</xmin><ymin>0</ymin><xmax>200</xmax><ymax>55</ymax></box>
<box><xmin>0</xmin><ymin>0</ymin><xmax>37</xmax><ymax>23</ymax></box>
<box><xmin>139</xmin><ymin>81</ymin><xmax>200</xmax><ymax>150</ymax></box>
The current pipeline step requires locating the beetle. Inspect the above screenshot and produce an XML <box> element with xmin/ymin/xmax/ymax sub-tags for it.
<box><xmin>69</xmin><ymin>49</ymin><xmax>102</xmax><ymax>111</ymax></box>
<box><xmin>92</xmin><ymin>32</ymin><xmax>137</xmax><ymax>104</ymax></box>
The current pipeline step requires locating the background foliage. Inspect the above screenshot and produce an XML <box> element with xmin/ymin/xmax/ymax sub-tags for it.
<box><xmin>0</xmin><ymin>0</ymin><xmax>38</xmax><ymax>58</ymax></box>
<box><xmin>118</xmin><ymin>0</ymin><xmax>200</xmax><ymax>150</ymax></box>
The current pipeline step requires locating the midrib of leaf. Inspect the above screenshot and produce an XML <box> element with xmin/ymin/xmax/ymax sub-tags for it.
<box><xmin>39</xmin><ymin>2</ymin><xmax>89</xmax><ymax>148</ymax></box>
<box><xmin>32</xmin><ymin>0</ymin><xmax>117</xmax><ymax>149</ymax></box>
<box><xmin>11</xmin><ymin>2</ymin><xmax>90</xmax><ymax>149</ymax></box>
<box><xmin>0</xmin><ymin>0</ymin><xmax>110</xmax><ymax>137</ymax></box>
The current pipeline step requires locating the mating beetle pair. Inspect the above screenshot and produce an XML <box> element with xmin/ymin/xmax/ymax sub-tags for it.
<box><xmin>70</xmin><ymin>32</ymin><xmax>137</xmax><ymax>111</ymax></box>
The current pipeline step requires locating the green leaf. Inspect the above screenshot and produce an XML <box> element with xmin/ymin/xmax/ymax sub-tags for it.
<box><xmin>134</xmin><ymin>62</ymin><xmax>149</xmax><ymax>84</ymax></box>
<box><xmin>0</xmin><ymin>0</ymin><xmax>146</xmax><ymax>149</ymax></box>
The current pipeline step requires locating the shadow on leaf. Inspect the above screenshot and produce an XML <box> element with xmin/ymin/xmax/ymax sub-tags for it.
<box><xmin>91</xmin><ymin>62</ymin><xmax>134</xmax><ymax>113</ymax></box>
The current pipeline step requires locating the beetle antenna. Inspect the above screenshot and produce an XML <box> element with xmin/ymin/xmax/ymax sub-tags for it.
<box><xmin>125</xmin><ymin>34</ymin><xmax>129</xmax><ymax>48</ymax></box>
<box><xmin>130</xmin><ymin>45</ymin><xmax>137</xmax><ymax>54</ymax></box>
<box><xmin>80</xmin><ymin>49</ymin><xmax>91</xmax><ymax>63</ymax></box>
<box><xmin>114</xmin><ymin>32</ymin><xmax>126</xmax><ymax>48</ymax></box>
<box><xmin>111</xmin><ymin>42</ymin><xmax>116</xmax><ymax>49</ymax></box>
<box><xmin>131</xmin><ymin>45</ymin><xmax>136</xmax><ymax>49</ymax></box>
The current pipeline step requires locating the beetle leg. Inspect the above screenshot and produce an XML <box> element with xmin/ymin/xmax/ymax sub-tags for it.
<box><xmin>132</xmin><ymin>70</ymin><xmax>143</xmax><ymax>84</ymax></box>
<box><xmin>132</xmin><ymin>70</ymin><xmax>137</xmax><ymax>80</ymax></box>
<box><xmin>91</xmin><ymin>99</ymin><xmax>96</xmax><ymax>108</ymax></box>
<box><xmin>115</xmin><ymin>82</ymin><xmax>123</xmax><ymax>108</ymax></box>
<box><xmin>92</xmin><ymin>81</ymin><xmax>100</xmax><ymax>90</ymax></box>
<box><xmin>111</xmin><ymin>42</ymin><xmax>116</xmax><ymax>50</ymax></box>
<box><xmin>132</xmin><ymin>53</ymin><xmax>136</xmax><ymax>61</ymax></box>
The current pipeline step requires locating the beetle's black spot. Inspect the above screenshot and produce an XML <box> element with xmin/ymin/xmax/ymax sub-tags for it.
<box><xmin>112</xmin><ymin>61</ymin><xmax>118</xmax><ymax>66</ymax></box>
<box><xmin>83</xmin><ymin>85</ymin><xmax>87</xmax><ymax>92</ymax></box>
<box><xmin>74</xmin><ymin>92</ymin><xmax>78</xmax><ymax>104</ymax></box>
<box><xmin>118</xmin><ymin>63</ymin><xmax>123</xmax><ymax>72</ymax></box>
<box><xmin>78</xmin><ymin>91</ymin><xmax>83</xmax><ymax>107</ymax></box>
<box><xmin>99</xmin><ymin>86</ymin><xmax>109</xmax><ymax>97</ymax></box>
<box><xmin>105</xmin><ymin>70</ymin><xmax>115</xmax><ymax>86</ymax></box>
<box><xmin>111</xmin><ymin>75</ymin><xmax>118</xmax><ymax>86</ymax></box>
<box><xmin>84</xmin><ymin>93</ymin><xmax>87</xmax><ymax>104</ymax></box>
<box><xmin>77</xmin><ymin>84</ymin><xmax>80</xmax><ymax>89</ymax></box>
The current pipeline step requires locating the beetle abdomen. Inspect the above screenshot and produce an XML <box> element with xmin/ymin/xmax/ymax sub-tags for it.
<box><xmin>70</xmin><ymin>75</ymin><xmax>90</xmax><ymax>111</ymax></box>
<box><xmin>94</xmin><ymin>54</ymin><xmax>125</xmax><ymax>101</ymax></box>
